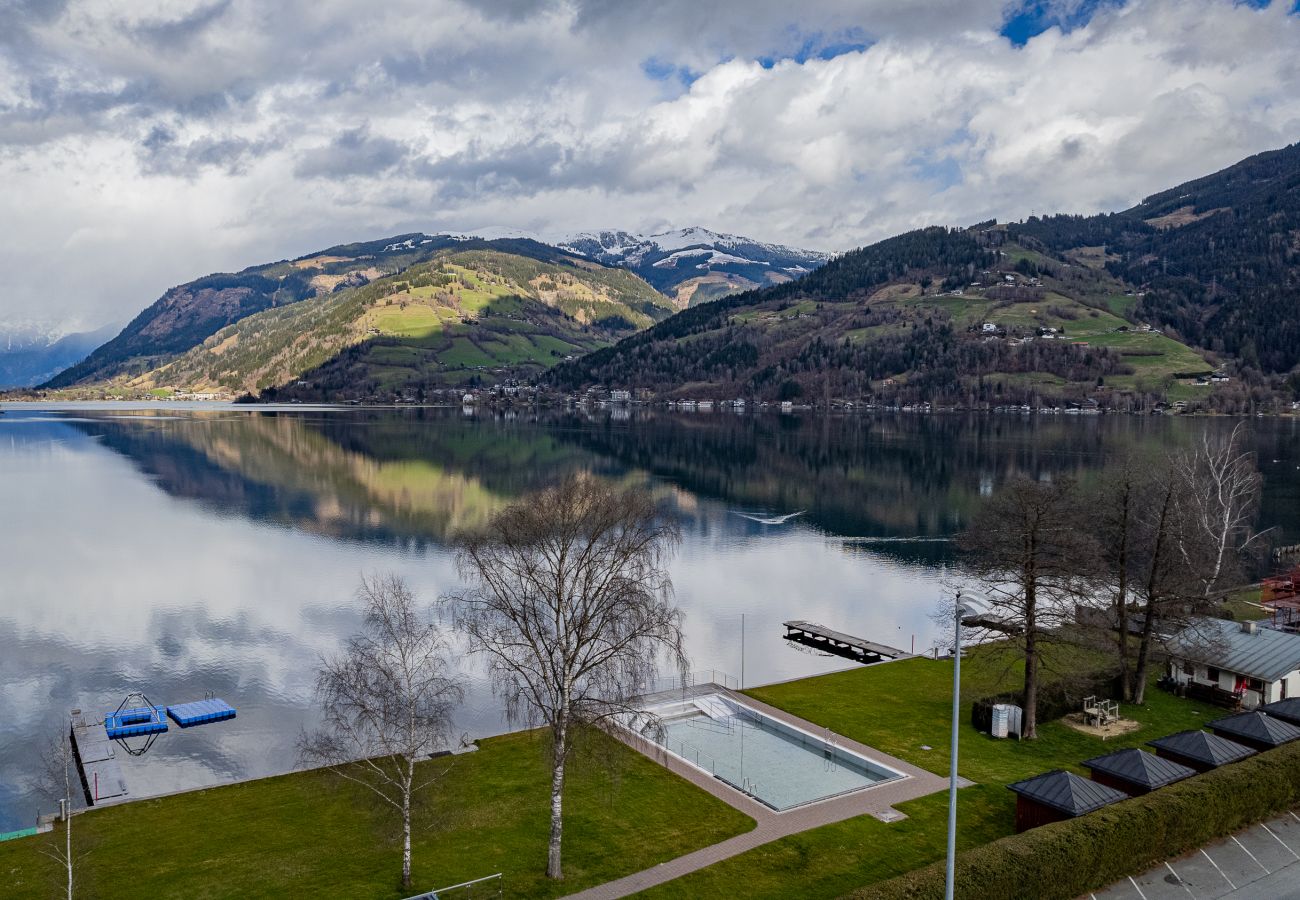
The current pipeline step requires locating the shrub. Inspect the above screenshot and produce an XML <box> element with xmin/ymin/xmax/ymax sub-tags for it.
<box><xmin>971</xmin><ymin>669</ymin><xmax>1119</xmax><ymax>733</ymax></box>
<box><xmin>849</xmin><ymin>740</ymin><xmax>1300</xmax><ymax>900</ymax></box>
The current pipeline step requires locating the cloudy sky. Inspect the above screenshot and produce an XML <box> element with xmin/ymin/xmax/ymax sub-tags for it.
<box><xmin>2</xmin><ymin>0</ymin><xmax>1299</xmax><ymax>332</ymax></box>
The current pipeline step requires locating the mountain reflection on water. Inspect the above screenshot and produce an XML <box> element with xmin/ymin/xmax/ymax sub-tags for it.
<box><xmin>1</xmin><ymin>404</ymin><xmax>1297</xmax><ymax>830</ymax></box>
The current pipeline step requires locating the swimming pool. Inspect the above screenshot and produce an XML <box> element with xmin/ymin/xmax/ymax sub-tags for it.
<box><xmin>634</xmin><ymin>694</ymin><xmax>904</xmax><ymax>811</ymax></box>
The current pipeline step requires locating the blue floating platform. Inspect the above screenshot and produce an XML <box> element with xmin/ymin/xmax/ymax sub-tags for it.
<box><xmin>166</xmin><ymin>698</ymin><xmax>237</xmax><ymax>728</ymax></box>
<box><xmin>104</xmin><ymin>706</ymin><xmax>168</xmax><ymax>739</ymax></box>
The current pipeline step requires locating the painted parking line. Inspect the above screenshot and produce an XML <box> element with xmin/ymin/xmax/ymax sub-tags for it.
<box><xmin>1261</xmin><ymin>823</ymin><xmax>1300</xmax><ymax>861</ymax></box>
<box><xmin>1205</xmin><ymin>839</ymin><xmax>1268</xmax><ymax>890</ymax></box>
<box><xmin>1202</xmin><ymin>848</ymin><xmax>1237</xmax><ymax>892</ymax></box>
<box><xmin>1129</xmin><ymin>866</ymin><xmax>1198</xmax><ymax>900</ymax></box>
<box><xmin>1165</xmin><ymin>852</ymin><xmax>1233</xmax><ymax>898</ymax></box>
<box><xmin>1264</xmin><ymin>813</ymin><xmax>1300</xmax><ymax>855</ymax></box>
<box><xmin>1231</xmin><ymin>832</ymin><xmax>1280</xmax><ymax>875</ymax></box>
<box><xmin>1129</xmin><ymin>875</ymin><xmax>1149</xmax><ymax>899</ymax></box>
<box><xmin>1231</xmin><ymin>835</ymin><xmax>1270</xmax><ymax>875</ymax></box>
<box><xmin>1165</xmin><ymin>862</ymin><xmax>1196</xmax><ymax>898</ymax></box>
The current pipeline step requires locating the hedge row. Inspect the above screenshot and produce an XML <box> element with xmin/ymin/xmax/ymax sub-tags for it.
<box><xmin>849</xmin><ymin>738</ymin><xmax>1300</xmax><ymax>900</ymax></box>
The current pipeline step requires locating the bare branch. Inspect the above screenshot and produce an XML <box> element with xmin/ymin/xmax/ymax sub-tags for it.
<box><xmin>450</xmin><ymin>474</ymin><xmax>686</xmax><ymax>880</ymax></box>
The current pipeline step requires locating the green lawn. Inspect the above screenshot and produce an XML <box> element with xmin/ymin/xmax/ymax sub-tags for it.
<box><xmin>640</xmin><ymin>646</ymin><xmax>1220</xmax><ymax>899</ymax></box>
<box><xmin>0</xmin><ymin>730</ymin><xmax>752</xmax><ymax>900</ymax></box>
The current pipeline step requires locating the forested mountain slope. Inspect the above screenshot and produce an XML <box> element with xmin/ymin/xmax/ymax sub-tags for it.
<box><xmin>551</xmin><ymin>144</ymin><xmax>1300</xmax><ymax>409</ymax></box>
<box><xmin>116</xmin><ymin>247</ymin><xmax>672</xmax><ymax>400</ymax></box>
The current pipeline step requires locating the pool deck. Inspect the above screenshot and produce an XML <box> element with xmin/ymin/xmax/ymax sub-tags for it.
<box><xmin>565</xmin><ymin>684</ymin><xmax>959</xmax><ymax>900</ymax></box>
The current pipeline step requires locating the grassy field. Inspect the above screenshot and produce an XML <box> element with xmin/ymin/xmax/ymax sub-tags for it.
<box><xmin>641</xmin><ymin>646</ymin><xmax>1220</xmax><ymax>899</ymax></box>
<box><xmin>0</xmin><ymin>730</ymin><xmax>752</xmax><ymax>900</ymax></box>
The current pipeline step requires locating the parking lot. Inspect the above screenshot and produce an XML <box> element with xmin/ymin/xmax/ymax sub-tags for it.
<box><xmin>1091</xmin><ymin>811</ymin><xmax>1300</xmax><ymax>899</ymax></box>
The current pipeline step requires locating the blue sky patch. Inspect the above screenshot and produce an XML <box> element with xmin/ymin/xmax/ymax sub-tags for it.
<box><xmin>1001</xmin><ymin>0</ymin><xmax>1122</xmax><ymax>46</ymax></box>
<box><xmin>640</xmin><ymin>57</ymin><xmax>700</xmax><ymax>87</ymax></box>
<box><xmin>756</xmin><ymin>29</ymin><xmax>870</xmax><ymax>69</ymax></box>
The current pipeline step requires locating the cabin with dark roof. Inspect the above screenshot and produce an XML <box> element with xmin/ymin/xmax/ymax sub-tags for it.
<box><xmin>1081</xmin><ymin>747</ymin><xmax>1196</xmax><ymax>796</ymax></box>
<box><xmin>1206</xmin><ymin>710</ymin><xmax>1300</xmax><ymax>752</ymax></box>
<box><xmin>1147</xmin><ymin>729</ymin><xmax>1257</xmax><ymax>772</ymax></box>
<box><xmin>1006</xmin><ymin>770</ymin><xmax>1128</xmax><ymax>832</ymax></box>
<box><xmin>1166</xmin><ymin>618</ymin><xmax>1300</xmax><ymax>709</ymax></box>
<box><xmin>1258</xmin><ymin>697</ymin><xmax>1300</xmax><ymax>726</ymax></box>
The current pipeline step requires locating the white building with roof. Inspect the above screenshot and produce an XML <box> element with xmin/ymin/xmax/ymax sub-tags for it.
<box><xmin>1167</xmin><ymin>618</ymin><xmax>1300</xmax><ymax>708</ymax></box>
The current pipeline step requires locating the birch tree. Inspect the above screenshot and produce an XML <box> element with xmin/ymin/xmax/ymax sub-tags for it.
<box><xmin>1174</xmin><ymin>423</ymin><xmax>1267</xmax><ymax>597</ymax></box>
<box><xmin>38</xmin><ymin>731</ymin><xmax>81</xmax><ymax>900</ymax></box>
<box><xmin>298</xmin><ymin>574</ymin><xmax>463</xmax><ymax>891</ymax></box>
<box><xmin>453</xmin><ymin>475</ymin><xmax>686</xmax><ymax>880</ymax></box>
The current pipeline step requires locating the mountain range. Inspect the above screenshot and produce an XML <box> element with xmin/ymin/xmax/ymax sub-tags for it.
<box><xmin>39</xmin><ymin>227</ymin><xmax>818</xmax><ymax>399</ymax></box>
<box><xmin>17</xmin><ymin>142</ymin><xmax>1300</xmax><ymax>409</ymax></box>
<box><xmin>0</xmin><ymin>324</ymin><xmax>119</xmax><ymax>389</ymax></box>
<box><xmin>552</xmin><ymin>142</ymin><xmax>1300</xmax><ymax>412</ymax></box>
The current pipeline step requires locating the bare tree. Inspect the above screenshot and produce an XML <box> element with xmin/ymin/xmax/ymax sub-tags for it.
<box><xmin>957</xmin><ymin>477</ymin><xmax>1096</xmax><ymax>739</ymax></box>
<box><xmin>1126</xmin><ymin>470</ymin><xmax>1199</xmax><ymax>704</ymax></box>
<box><xmin>38</xmin><ymin>730</ymin><xmax>81</xmax><ymax>900</ymax></box>
<box><xmin>1174</xmin><ymin>423</ymin><xmax>1267</xmax><ymax>597</ymax></box>
<box><xmin>1089</xmin><ymin>453</ymin><xmax>1150</xmax><ymax>701</ymax></box>
<box><xmin>452</xmin><ymin>474</ymin><xmax>686</xmax><ymax>880</ymax></box>
<box><xmin>298</xmin><ymin>574</ymin><xmax>464</xmax><ymax>891</ymax></box>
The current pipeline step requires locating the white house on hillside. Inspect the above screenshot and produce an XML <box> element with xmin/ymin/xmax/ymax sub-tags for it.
<box><xmin>1167</xmin><ymin>618</ymin><xmax>1300</xmax><ymax>708</ymax></box>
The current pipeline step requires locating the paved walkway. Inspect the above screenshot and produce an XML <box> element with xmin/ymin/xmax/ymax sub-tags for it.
<box><xmin>1089</xmin><ymin>810</ymin><xmax>1300</xmax><ymax>900</ymax></box>
<box><xmin>564</xmin><ymin>687</ymin><xmax>954</xmax><ymax>899</ymax></box>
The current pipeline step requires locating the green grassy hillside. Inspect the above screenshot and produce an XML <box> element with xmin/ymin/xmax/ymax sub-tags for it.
<box><xmin>113</xmin><ymin>249</ymin><xmax>671</xmax><ymax>400</ymax></box>
<box><xmin>549</xmin><ymin>226</ymin><xmax>1217</xmax><ymax>408</ymax></box>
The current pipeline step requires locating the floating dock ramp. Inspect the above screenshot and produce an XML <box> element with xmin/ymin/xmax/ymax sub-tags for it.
<box><xmin>783</xmin><ymin>621</ymin><xmax>911</xmax><ymax>665</ymax></box>
<box><xmin>69</xmin><ymin>710</ymin><xmax>130</xmax><ymax>807</ymax></box>
<box><xmin>167</xmin><ymin>698</ymin><xmax>236</xmax><ymax>727</ymax></box>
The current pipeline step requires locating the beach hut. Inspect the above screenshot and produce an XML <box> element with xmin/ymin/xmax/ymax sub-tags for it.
<box><xmin>1081</xmin><ymin>748</ymin><xmax>1195</xmax><ymax>796</ymax></box>
<box><xmin>1257</xmin><ymin>697</ymin><xmax>1300</xmax><ymax>726</ymax></box>
<box><xmin>1007</xmin><ymin>770</ymin><xmax>1128</xmax><ymax>832</ymax></box>
<box><xmin>1206</xmin><ymin>711</ymin><xmax>1300</xmax><ymax>752</ymax></box>
<box><xmin>1147</xmin><ymin>730</ymin><xmax>1256</xmax><ymax>773</ymax></box>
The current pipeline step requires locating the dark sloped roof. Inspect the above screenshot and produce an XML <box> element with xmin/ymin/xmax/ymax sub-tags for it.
<box><xmin>1148</xmin><ymin>730</ymin><xmax>1258</xmax><ymax>765</ymax></box>
<box><xmin>1081</xmin><ymin>747</ymin><xmax>1196</xmax><ymax>789</ymax></box>
<box><xmin>1258</xmin><ymin>698</ymin><xmax>1300</xmax><ymax>725</ymax></box>
<box><xmin>1007</xmin><ymin>770</ymin><xmax>1128</xmax><ymax>816</ymax></box>
<box><xmin>1167</xmin><ymin>618</ymin><xmax>1300</xmax><ymax>682</ymax></box>
<box><xmin>1208</xmin><ymin>711</ymin><xmax>1300</xmax><ymax>747</ymax></box>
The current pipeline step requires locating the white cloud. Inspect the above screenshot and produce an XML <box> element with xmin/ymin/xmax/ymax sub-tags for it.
<box><xmin>0</xmin><ymin>0</ymin><xmax>1297</xmax><ymax>329</ymax></box>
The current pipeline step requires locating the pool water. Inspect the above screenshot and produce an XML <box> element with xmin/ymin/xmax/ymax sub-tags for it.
<box><xmin>647</xmin><ymin>695</ymin><xmax>902</xmax><ymax>810</ymax></box>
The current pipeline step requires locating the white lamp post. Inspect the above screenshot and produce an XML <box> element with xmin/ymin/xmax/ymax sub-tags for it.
<box><xmin>946</xmin><ymin>594</ymin><xmax>979</xmax><ymax>900</ymax></box>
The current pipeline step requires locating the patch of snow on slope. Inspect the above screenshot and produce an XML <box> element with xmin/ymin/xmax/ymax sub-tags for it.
<box><xmin>651</xmin><ymin>249</ymin><xmax>767</xmax><ymax>269</ymax></box>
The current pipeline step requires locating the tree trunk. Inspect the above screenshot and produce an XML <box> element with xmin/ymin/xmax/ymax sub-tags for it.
<box><xmin>1023</xmin><ymin>625</ymin><xmax>1039</xmax><ymax>740</ymax></box>
<box><xmin>1116</xmin><ymin>483</ymin><xmax>1133</xmax><ymax>701</ymax></box>
<box><xmin>66</xmin><ymin>761</ymin><xmax>73</xmax><ymax>900</ymax></box>
<box><xmin>401</xmin><ymin>764</ymin><xmax>413</xmax><ymax>890</ymax></box>
<box><xmin>547</xmin><ymin>716</ymin><xmax>568</xmax><ymax>880</ymax></box>
<box><xmin>1132</xmin><ymin>601</ymin><xmax>1157</xmax><ymax>705</ymax></box>
<box><xmin>1133</xmin><ymin>487</ymin><xmax>1174</xmax><ymax>705</ymax></box>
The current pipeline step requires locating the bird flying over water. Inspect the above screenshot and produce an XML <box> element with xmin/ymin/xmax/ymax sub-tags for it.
<box><xmin>733</xmin><ymin>510</ymin><xmax>805</xmax><ymax>525</ymax></box>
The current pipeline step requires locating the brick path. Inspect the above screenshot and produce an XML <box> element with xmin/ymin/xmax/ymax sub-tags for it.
<box><xmin>564</xmin><ymin>687</ymin><xmax>956</xmax><ymax>899</ymax></box>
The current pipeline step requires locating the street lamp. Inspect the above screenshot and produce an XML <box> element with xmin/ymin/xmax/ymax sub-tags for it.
<box><xmin>946</xmin><ymin>593</ymin><xmax>980</xmax><ymax>900</ymax></box>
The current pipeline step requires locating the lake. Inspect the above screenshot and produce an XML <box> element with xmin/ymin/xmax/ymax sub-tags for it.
<box><xmin>2</xmin><ymin>404</ymin><xmax>1298</xmax><ymax>831</ymax></box>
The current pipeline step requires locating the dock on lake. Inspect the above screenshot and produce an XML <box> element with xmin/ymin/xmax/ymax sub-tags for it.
<box><xmin>783</xmin><ymin>620</ymin><xmax>911</xmax><ymax>665</ymax></box>
<box><xmin>69</xmin><ymin>710</ymin><xmax>130</xmax><ymax>807</ymax></box>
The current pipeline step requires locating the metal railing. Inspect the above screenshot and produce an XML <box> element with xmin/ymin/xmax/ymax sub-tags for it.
<box><xmin>637</xmin><ymin>668</ymin><xmax>738</xmax><ymax>698</ymax></box>
<box><xmin>664</xmin><ymin>737</ymin><xmax>717</xmax><ymax>775</ymax></box>
<box><xmin>403</xmin><ymin>872</ymin><xmax>502</xmax><ymax>900</ymax></box>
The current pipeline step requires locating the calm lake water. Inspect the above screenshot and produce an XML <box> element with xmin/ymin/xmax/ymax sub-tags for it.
<box><xmin>2</xmin><ymin>403</ymin><xmax>1298</xmax><ymax>830</ymax></box>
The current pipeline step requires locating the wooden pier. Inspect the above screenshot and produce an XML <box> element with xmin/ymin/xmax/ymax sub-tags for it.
<box><xmin>69</xmin><ymin>710</ymin><xmax>130</xmax><ymax>807</ymax></box>
<box><xmin>782</xmin><ymin>621</ymin><xmax>911</xmax><ymax>665</ymax></box>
